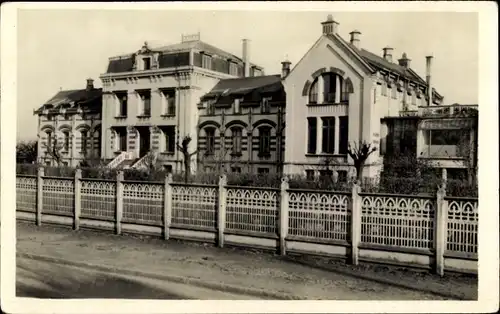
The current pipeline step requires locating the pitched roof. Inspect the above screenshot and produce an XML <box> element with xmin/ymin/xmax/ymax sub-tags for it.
<box><xmin>202</xmin><ymin>75</ymin><xmax>282</xmax><ymax>99</ymax></box>
<box><xmin>332</xmin><ymin>34</ymin><xmax>443</xmax><ymax>100</ymax></box>
<box><xmin>35</xmin><ymin>88</ymin><xmax>102</xmax><ymax>114</ymax></box>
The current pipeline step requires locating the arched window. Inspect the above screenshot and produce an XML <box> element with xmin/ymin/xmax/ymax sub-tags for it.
<box><xmin>80</xmin><ymin>130</ymin><xmax>88</xmax><ymax>154</ymax></box>
<box><xmin>309</xmin><ymin>80</ymin><xmax>318</xmax><ymax>103</ymax></box>
<box><xmin>205</xmin><ymin>127</ymin><xmax>215</xmax><ymax>155</ymax></box>
<box><xmin>309</xmin><ymin>72</ymin><xmax>345</xmax><ymax>104</ymax></box>
<box><xmin>231</xmin><ymin>127</ymin><xmax>243</xmax><ymax>155</ymax></box>
<box><xmin>46</xmin><ymin>131</ymin><xmax>53</xmax><ymax>149</ymax></box>
<box><xmin>258</xmin><ymin>126</ymin><xmax>271</xmax><ymax>156</ymax></box>
<box><xmin>62</xmin><ymin>131</ymin><xmax>70</xmax><ymax>151</ymax></box>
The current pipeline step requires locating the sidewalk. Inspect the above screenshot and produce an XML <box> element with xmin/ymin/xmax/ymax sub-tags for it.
<box><xmin>16</xmin><ymin>221</ymin><xmax>477</xmax><ymax>300</ymax></box>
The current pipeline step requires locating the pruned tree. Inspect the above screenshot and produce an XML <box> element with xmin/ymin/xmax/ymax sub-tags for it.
<box><xmin>177</xmin><ymin>135</ymin><xmax>198</xmax><ymax>183</ymax></box>
<box><xmin>41</xmin><ymin>136</ymin><xmax>64</xmax><ymax>166</ymax></box>
<box><xmin>347</xmin><ymin>141</ymin><xmax>377</xmax><ymax>182</ymax></box>
<box><xmin>200</xmin><ymin>146</ymin><xmax>232</xmax><ymax>174</ymax></box>
<box><xmin>16</xmin><ymin>140</ymin><xmax>38</xmax><ymax>164</ymax></box>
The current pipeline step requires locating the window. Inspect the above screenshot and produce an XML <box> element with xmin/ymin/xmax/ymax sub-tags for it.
<box><xmin>116</xmin><ymin>92</ymin><xmax>128</xmax><ymax>117</ymax></box>
<box><xmin>307</xmin><ymin>117</ymin><xmax>317</xmax><ymax>154</ymax></box>
<box><xmin>305</xmin><ymin>170</ymin><xmax>315</xmax><ymax>180</ymax></box>
<box><xmin>426</xmin><ymin>129</ymin><xmax>468</xmax><ymax>157</ymax></box>
<box><xmin>63</xmin><ymin>131</ymin><xmax>70</xmax><ymax>151</ymax></box>
<box><xmin>163</xmin><ymin>126</ymin><xmax>176</xmax><ymax>153</ymax></box>
<box><xmin>231</xmin><ymin>127</ymin><xmax>242</xmax><ymax>155</ymax></box>
<box><xmin>258</xmin><ymin>126</ymin><xmax>271</xmax><ymax>156</ymax></box>
<box><xmin>323</xmin><ymin>73</ymin><xmax>340</xmax><ymax>103</ymax></box>
<box><xmin>143</xmin><ymin>57</ymin><xmax>151</xmax><ymax>70</ymax></box>
<box><xmin>319</xmin><ymin>170</ymin><xmax>333</xmax><ymax>178</ymax></box>
<box><xmin>205</xmin><ymin>128</ymin><xmax>215</xmax><ymax>155</ymax></box>
<box><xmin>337</xmin><ymin>170</ymin><xmax>348</xmax><ymax>183</ymax></box>
<box><xmin>338</xmin><ymin>116</ymin><xmax>349</xmax><ymax>155</ymax></box>
<box><xmin>321</xmin><ymin>117</ymin><xmax>335</xmax><ymax>154</ymax></box>
<box><xmin>206</xmin><ymin>100</ymin><xmax>215</xmax><ymax>115</ymax></box>
<box><xmin>309</xmin><ymin>80</ymin><xmax>318</xmax><ymax>103</ymax></box>
<box><xmin>258</xmin><ymin>168</ymin><xmax>269</xmax><ymax>174</ymax></box>
<box><xmin>202</xmin><ymin>54</ymin><xmax>212</xmax><ymax>69</ymax></box>
<box><xmin>163</xmin><ymin>165</ymin><xmax>173</xmax><ymax>173</ymax></box>
<box><xmin>261</xmin><ymin>97</ymin><xmax>270</xmax><ymax>114</ymax></box>
<box><xmin>234</xmin><ymin>98</ymin><xmax>241</xmax><ymax>114</ymax></box>
<box><xmin>119</xmin><ymin>130</ymin><xmax>127</xmax><ymax>152</ymax></box>
<box><xmin>140</xmin><ymin>91</ymin><xmax>151</xmax><ymax>116</ymax></box>
<box><xmin>46</xmin><ymin>131</ymin><xmax>53</xmax><ymax>149</ymax></box>
<box><xmin>80</xmin><ymin>130</ymin><xmax>88</xmax><ymax>154</ymax></box>
<box><xmin>231</xmin><ymin>167</ymin><xmax>242</xmax><ymax>173</ymax></box>
<box><xmin>162</xmin><ymin>90</ymin><xmax>175</xmax><ymax>116</ymax></box>
<box><xmin>411</xmin><ymin>93</ymin><xmax>417</xmax><ymax>106</ymax></box>
<box><xmin>229</xmin><ymin>62</ymin><xmax>238</xmax><ymax>76</ymax></box>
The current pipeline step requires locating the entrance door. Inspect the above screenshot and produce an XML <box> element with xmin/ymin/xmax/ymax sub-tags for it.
<box><xmin>138</xmin><ymin>127</ymin><xmax>151</xmax><ymax>158</ymax></box>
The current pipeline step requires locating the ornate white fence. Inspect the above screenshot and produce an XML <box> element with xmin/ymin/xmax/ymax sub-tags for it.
<box><xmin>16</xmin><ymin>168</ymin><xmax>479</xmax><ymax>275</ymax></box>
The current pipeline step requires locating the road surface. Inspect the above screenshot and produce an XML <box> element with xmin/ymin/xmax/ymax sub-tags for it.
<box><xmin>17</xmin><ymin>257</ymin><xmax>262</xmax><ymax>299</ymax></box>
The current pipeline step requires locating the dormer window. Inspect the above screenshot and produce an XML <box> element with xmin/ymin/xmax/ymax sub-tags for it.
<box><xmin>229</xmin><ymin>62</ymin><xmax>238</xmax><ymax>76</ymax></box>
<box><xmin>143</xmin><ymin>57</ymin><xmax>151</xmax><ymax>70</ymax></box>
<box><xmin>206</xmin><ymin>100</ymin><xmax>215</xmax><ymax>115</ymax></box>
<box><xmin>202</xmin><ymin>53</ymin><xmax>212</xmax><ymax>70</ymax></box>
<box><xmin>261</xmin><ymin>97</ymin><xmax>271</xmax><ymax>113</ymax></box>
<box><xmin>234</xmin><ymin>98</ymin><xmax>241</xmax><ymax>114</ymax></box>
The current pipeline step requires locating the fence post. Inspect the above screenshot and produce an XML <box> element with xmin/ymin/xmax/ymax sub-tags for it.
<box><xmin>163</xmin><ymin>173</ymin><xmax>173</xmax><ymax>240</ymax></box>
<box><xmin>74</xmin><ymin>169</ymin><xmax>82</xmax><ymax>231</ymax></box>
<box><xmin>217</xmin><ymin>174</ymin><xmax>227</xmax><ymax>248</ymax></box>
<box><xmin>116</xmin><ymin>170</ymin><xmax>124</xmax><ymax>235</ymax></box>
<box><xmin>350</xmin><ymin>182</ymin><xmax>362</xmax><ymax>265</ymax></box>
<box><xmin>279</xmin><ymin>177</ymin><xmax>290</xmax><ymax>256</ymax></box>
<box><xmin>36</xmin><ymin>166</ymin><xmax>45</xmax><ymax>226</ymax></box>
<box><xmin>441</xmin><ymin>168</ymin><xmax>447</xmax><ymax>191</ymax></box>
<box><xmin>435</xmin><ymin>185</ymin><xmax>448</xmax><ymax>276</ymax></box>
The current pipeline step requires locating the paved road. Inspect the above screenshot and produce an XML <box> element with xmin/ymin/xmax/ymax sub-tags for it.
<box><xmin>17</xmin><ymin>257</ymin><xmax>262</xmax><ymax>299</ymax></box>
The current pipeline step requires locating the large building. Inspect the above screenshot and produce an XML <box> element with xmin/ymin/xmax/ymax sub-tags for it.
<box><xmin>34</xmin><ymin>79</ymin><xmax>102</xmax><ymax>167</ymax></box>
<box><xmin>281</xmin><ymin>15</ymin><xmax>444</xmax><ymax>180</ymax></box>
<box><xmin>99</xmin><ymin>34</ymin><xmax>264</xmax><ymax>172</ymax></box>
<box><xmin>197</xmin><ymin>74</ymin><xmax>286</xmax><ymax>174</ymax></box>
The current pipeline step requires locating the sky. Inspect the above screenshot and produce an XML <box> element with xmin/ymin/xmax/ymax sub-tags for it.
<box><xmin>16</xmin><ymin>9</ymin><xmax>478</xmax><ymax>141</ymax></box>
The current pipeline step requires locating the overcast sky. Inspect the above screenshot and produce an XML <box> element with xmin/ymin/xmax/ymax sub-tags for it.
<box><xmin>16</xmin><ymin>9</ymin><xmax>478</xmax><ymax>141</ymax></box>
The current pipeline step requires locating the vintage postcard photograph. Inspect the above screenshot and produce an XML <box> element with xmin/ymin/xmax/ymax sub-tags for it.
<box><xmin>1</xmin><ymin>1</ymin><xmax>498</xmax><ymax>314</ymax></box>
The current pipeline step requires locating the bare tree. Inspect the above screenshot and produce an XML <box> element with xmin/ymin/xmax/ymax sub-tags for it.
<box><xmin>41</xmin><ymin>137</ymin><xmax>64</xmax><ymax>166</ymax></box>
<box><xmin>16</xmin><ymin>140</ymin><xmax>38</xmax><ymax>164</ymax></box>
<box><xmin>177</xmin><ymin>135</ymin><xmax>198</xmax><ymax>183</ymax></box>
<box><xmin>347</xmin><ymin>141</ymin><xmax>377</xmax><ymax>182</ymax></box>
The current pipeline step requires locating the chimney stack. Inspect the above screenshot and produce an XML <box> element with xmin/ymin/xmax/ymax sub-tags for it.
<box><xmin>349</xmin><ymin>30</ymin><xmax>361</xmax><ymax>49</ymax></box>
<box><xmin>426</xmin><ymin>55</ymin><xmax>433</xmax><ymax>106</ymax></box>
<box><xmin>321</xmin><ymin>14</ymin><xmax>339</xmax><ymax>35</ymax></box>
<box><xmin>383</xmin><ymin>47</ymin><xmax>394</xmax><ymax>63</ymax></box>
<box><xmin>281</xmin><ymin>59</ymin><xmax>291</xmax><ymax>78</ymax></box>
<box><xmin>398</xmin><ymin>52</ymin><xmax>411</xmax><ymax>69</ymax></box>
<box><xmin>242</xmin><ymin>39</ymin><xmax>250</xmax><ymax>77</ymax></box>
<box><xmin>86</xmin><ymin>78</ymin><xmax>94</xmax><ymax>91</ymax></box>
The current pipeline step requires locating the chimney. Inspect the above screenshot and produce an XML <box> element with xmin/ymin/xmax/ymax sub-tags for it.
<box><xmin>242</xmin><ymin>39</ymin><xmax>250</xmax><ymax>77</ymax></box>
<box><xmin>383</xmin><ymin>47</ymin><xmax>394</xmax><ymax>63</ymax></box>
<box><xmin>86</xmin><ymin>78</ymin><xmax>94</xmax><ymax>91</ymax></box>
<box><xmin>398</xmin><ymin>52</ymin><xmax>411</xmax><ymax>69</ymax></box>
<box><xmin>281</xmin><ymin>59</ymin><xmax>291</xmax><ymax>78</ymax></box>
<box><xmin>426</xmin><ymin>55</ymin><xmax>433</xmax><ymax>106</ymax></box>
<box><xmin>349</xmin><ymin>30</ymin><xmax>361</xmax><ymax>49</ymax></box>
<box><xmin>321</xmin><ymin>14</ymin><xmax>339</xmax><ymax>35</ymax></box>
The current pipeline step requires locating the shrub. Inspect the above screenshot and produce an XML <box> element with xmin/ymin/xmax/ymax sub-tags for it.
<box><xmin>16</xmin><ymin>163</ymin><xmax>39</xmax><ymax>176</ymax></box>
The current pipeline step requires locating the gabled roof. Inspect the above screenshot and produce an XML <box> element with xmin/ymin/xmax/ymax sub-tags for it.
<box><xmin>34</xmin><ymin>88</ymin><xmax>102</xmax><ymax>114</ymax></box>
<box><xmin>202</xmin><ymin>75</ymin><xmax>282</xmax><ymax>99</ymax></box>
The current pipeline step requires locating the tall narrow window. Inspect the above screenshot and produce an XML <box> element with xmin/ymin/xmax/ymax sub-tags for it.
<box><xmin>162</xmin><ymin>90</ymin><xmax>176</xmax><ymax>116</ymax></box>
<box><xmin>205</xmin><ymin>128</ymin><xmax>215</xmax><ymax>155</ymax></box>
<box><xmin>323</xmin><ymin>73</ymin><xmax>337</xmax><ymax>103</ymax></box>
<box><xmin>338</xmin><ymin>116</ymin><xmax>349</xmax><ymax>155</ymax></box>
<box><xmin>307</xmin><ymin>117</ymin><xmax>317</xmax><ymax>154</ymax></box>
<box><xmin>391</xmin><ymin>86</ymin><xmax>397</xmax><ymax>99</ymax></box>
<box><xmin>321</xmin><ymin>117</ymin><xmax>335</xmax><ymax>154</ymax></box>
<box><xmin>309</xmin><ymin>80</ymin><xmax>318</xmax><ymax>103</ymax></box>
<box><xmin>202</xmin><ymin>54</ymin><xmax>212</xmax><ymax>70</ymax></box>
<box><xmin>46</xmin><ymin>131</ymin><xmax>53</xmax><ymax>149</ymax></box>
<box><xmin>143</xmin><ymin>57</ymin><xmax>151</xmax><ymax>70</ymax></box>
<box><xmin>81</xmin><ymin>130</ymin><xmax>88</xmax><ymax>154</ymax></box>
<box><xmin>258</xmin><ymin>126</ymin><xmax>271</xmax><ymax>156</ymax></box>
<box><xmin>118</xmin><ymin>93</ymin><xmax>128</xmax><ymax>117</ymax></box>
<box><xmin>141</xmin><ymin>92</ymin><xmax>151</xmax><ymax>116</ymax></box>
<box><xmin>232</xmin><ymin>127</ymin><xmax>242</xmax><ymax>155</ymax></box>
<box><xmin>381</xmin><ymin>83</ymin><xmax>388</xmax><ymax>96</ymax></box>
<box><xmin>163</xmin><ymin>126</ymin><xmax>176</xmax><ymax>153</ymax></box>
<box><xmin>63</xmin><ymin>131</ymin><xmax>70</xmax><ymax>151</ymax></box>
<box><xmin>119</xmin><ymin>129</ymin><xmax>127</xmax><ymax>152</ymax></box>
<box><xmin>261</xmin><ymin>97</ymin><xmax>270</xmax><ymax>114</ymax></box>
<box><xmin>206</xmin><ymin>100</ymin><xmax>215</xmax><ymax>115</ymax></box>
<box><xmin>234</xmin><ymin>98</ymin><xmax>241</xmax><ymax>114</ymax></box>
